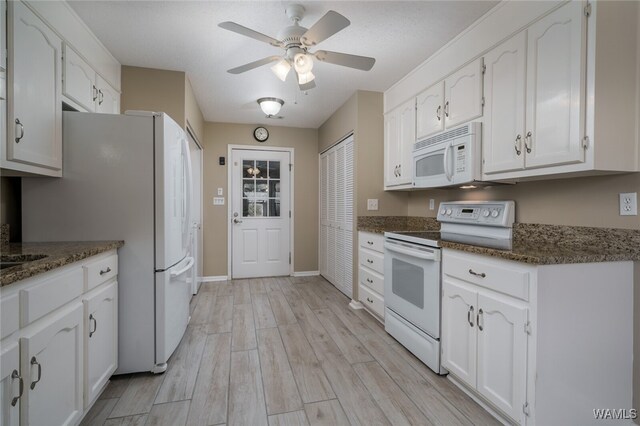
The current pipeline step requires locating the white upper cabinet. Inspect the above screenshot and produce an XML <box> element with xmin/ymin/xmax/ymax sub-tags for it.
<box><xmin>384</xmin><ymin>98</ymin><xmax>415</xmax><ymax>189</ymax></box>
<box><xmin>63</xmin><ymin>44</ymin><xmax>97</xmax><ymax>112</ymax></box>
<box><xmin>416</xmin><ymin>82</ymin><xmax>444</xmax><ymax>140</ymax></box>
<box><xmin>483</xmin><ymin>31</ymin><xmax>527</xmax><ymax>174</ymax></box>
<box><xmin>444</xmin><ymin>58</ymin><xmax>484</xmax><ymax>129</ymax></box>
<box><xmin>95</xmin><ymin>75</ymin><xmax>120</xmax><ymax>114</ymax></box>
<box><xmin>6</xmin><ymin>0</ymin><xmax>62</xmax><ymax>175</ymax></box>
<box><xmin>525</xmin><ymin>1</ymin><xmax>586</xmax><ymax>170</ymax></box>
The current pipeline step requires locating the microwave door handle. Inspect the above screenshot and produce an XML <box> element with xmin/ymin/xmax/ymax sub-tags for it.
<box><xmin>384</xmin><ymin>242</ymin><xmax>438</xmax><ymax>261</ymax></box>
<box><xmin>443</xmin><ymin>142</ymin><xmax>453</xmax><ymax>181</ymax></box>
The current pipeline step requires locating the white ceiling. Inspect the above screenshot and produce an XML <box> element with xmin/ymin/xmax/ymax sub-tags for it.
<box><xmin>69</xmin><ymin>1</ymin><xmax>497</xmax><ymax>128</ymax></box>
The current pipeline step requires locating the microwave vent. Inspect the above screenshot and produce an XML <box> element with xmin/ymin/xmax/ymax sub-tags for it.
<box><xmin>414</xmin><ymin>124</ymin><xmax>472</xmax><ymax>151</ymax></box>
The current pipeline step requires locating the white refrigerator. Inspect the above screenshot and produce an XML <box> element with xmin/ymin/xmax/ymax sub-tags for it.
<box><xmin>22</xmin><ymin>111</ymin><xmax>194</xmax><ymax>374</ymax></box>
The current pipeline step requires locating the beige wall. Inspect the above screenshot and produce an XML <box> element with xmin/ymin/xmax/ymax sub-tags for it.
<box><xmin>203</xmin><ymin>122</ymin><xmax>318</xmax><ymax>276</ymax></box>
<box><xmin>185</xmin><ymin>77</ymin><xmax>205</xmax><ymax>143</ymax></box>
<box><xmin>120</xmin><ymin>66</ymin><xmax>186</xmax><ymax>126</ymax></box>
<box><xmin>318</xmin><ymin>93</ymin><xmax>357</xmax><ymax>153</ymax></box>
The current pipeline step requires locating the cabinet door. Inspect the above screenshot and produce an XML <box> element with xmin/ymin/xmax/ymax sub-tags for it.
<box><xmin>7</xmin><ymin>1</ymin><xmax>62</xmax><ymax>171</ymax></box>
<box><xmin>397</xmin><ymin>99</ymin><xmax>415</xmax><ymax>185</ymax></box>
<box><xmin>20</xmin><ymin>303</ymin><xmax>84</xmax><ymax>426</ymax></box>
<box><xmin>62</xmin><ymin>44</ymin><xmax>96</xmax><ymax>112</ymax></box>
<box><xmin>444</xmin><ymin>58</ymin><xmax>483</xmax><ymax>129</ymax></box>
<box><xmin>383</xmin><ymin>111</ymin><xmax>400</xmax><ymax>187</ymax></box>
<box><xmin>0</xmin><ymin>342</ymin><xmax>20</xmax><ymax>426</ymax></box>
<box><xmin>416</xmin><ymin>82</ymin><xmax>444</xmax><ymax>140</ymax></box>
<box><xmin>476</xmin><ymin>293</ymin><xmax>528</xmax><ymax>423</ymax></box>
<box><xmin>483</xmin><ymin>32</ymin><xmax>527</xmax><ymax>175</ymax></box>
<box><xmin>525</xmin><ymin>1</ymin><xmax>586</xmax><ymax>169</ymax></box>
<box><xmin>441</xmin><ymin>278</ymin><xmax>477</xmax><ymax>388</ymax></box>
<box><xmin>96</xmin><ymin>75</ymin><xmax>120</xmax><ymax>114</ymax></box>
<box><xmin>84</xmin><ymin>281</ymin><xmax>118</xmax><ymax>407</ymax></box>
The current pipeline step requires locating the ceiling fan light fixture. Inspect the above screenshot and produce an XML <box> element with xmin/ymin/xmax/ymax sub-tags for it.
<box><xmin>297</xmin><ymin>71</ymin><xmax>315</xmax><ymax>85</ymax></box>
<box><xmin>258</xmin><ymin>97</ymin><xmax>284</xmax><ymax>117</ymax></box>
<box><xmin>293</xmin><ymin>53</ymin><xmax>313</xmax><ymax>74</ymax></box>
<box><xmin>271</xmin><ymin>59</ymin><xmax>291</xmax><ymax>82</ymax></box>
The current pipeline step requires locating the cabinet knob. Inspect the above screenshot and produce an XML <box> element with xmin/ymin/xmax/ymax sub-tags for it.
<box><xmin>10</xmin><ymin>370</ymin><xmax>24</xmax><ymax>407</ymax></box>
<box><xmin>29</xmin><ymin>357</ymin><xmax>42</xmax><ymax>390</ymax></box>
<box><xmin>15</xmin><ymin>118</ymin><xmax>24</xmax><ymax>143</ymax></box>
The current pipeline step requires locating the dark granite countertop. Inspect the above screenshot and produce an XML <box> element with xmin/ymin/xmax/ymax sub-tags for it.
<box><xmin>358</xmin><ymin>216</ymin><xmax>440</xmax><ymax>234</ymax></box>
<box><xmin>358</xmin><ymin>217</ymin><xmax>640</xmax><ymax>265</ymax></box>
<box><xmin>1</xmin><ymin>241</ymin><xmax>124</xmax><ymax>287</ymax></box>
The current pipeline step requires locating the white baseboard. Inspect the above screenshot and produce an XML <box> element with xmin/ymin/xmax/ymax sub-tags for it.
<box><xmin>292</xmin><ymin>271</ymin><xmax>320</xmax><ymax>277</ymax></box>
<box><xmin>349</xmin><ymin>300</ymin><xmax>364</xmax><ymax>310</ymax></box>
<box><xmin>200</xmin><ymin>275</ymin><xmax>229</xmax><ymax>282</ymax></box>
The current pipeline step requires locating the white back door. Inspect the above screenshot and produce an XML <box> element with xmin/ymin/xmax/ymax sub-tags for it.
<box><xmin>231</xmin><ymin>149</ymin><xmax>291</xmax><ymax>278</ymax></box>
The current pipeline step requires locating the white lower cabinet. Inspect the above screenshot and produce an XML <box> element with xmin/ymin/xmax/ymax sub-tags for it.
<box><xmin>358</xmin><ymin>232</ymin><xmax>385</xmax><ymax>321</ymax></box>
<box><xmin>0</xmin><ymin>341</ymin><xmax>20</xmax><ymax>426</ymax></box>
<box><xmin>442</xmin><ymin>249</ymin><xmax>634</xmax><ymax>425</ymax></box>
<box><xmin>83</xmin><ymin>281</ymin><xmax>118</xmax><ymax>407</ymax></box>
<box><xmin>20</xmin><ymin>303</ymin><xmax>84</xmax><ymax>426</ymax></box>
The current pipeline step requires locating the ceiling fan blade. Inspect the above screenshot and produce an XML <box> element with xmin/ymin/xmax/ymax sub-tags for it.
<box><xmin>300</xmin><ymin>11</ymin><xmax>350</xmax><ymax>47</ymax></box>
<box><xmin>299</xmin><ymin>79</ymin><xmax>316</xmax><ymax>91</ymax></box>
<box><xmin>219</xmin><ymin>21</ymin><xmax>281</xmax><ymax>47</ymax></box>
<box><xmin>227</xmin><ymin>56</ymin><xmax>282</xmax><ymax>74</ymax></box>
<box><xmin>314</xmin><ymin>50</ymin><xmax>376</xmax><ymax>71</ymax></box>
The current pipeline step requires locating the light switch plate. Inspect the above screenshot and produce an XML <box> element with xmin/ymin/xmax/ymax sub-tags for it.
<box><xmin>217</xmin><ymin>188</ymin><xmax>223</xmax><ymax>196</ymax></box>
<box><xmin>619</xmin><ymin>192</ymin><xmax>637</xmax><ymax>216</ymax></box>
<box><xmin>429</xmin><ymin>199</ymin><xmax>435</xmax><ymax>210</ymax></box>
<box><xmin>367</xmin><ymin>199</ymin><xmax>379</xmax><ymax>211</ymax></box>
<box><xmin>213</xmin><ymin>197</ymin><xmax>225</xmax><ymax>206</ymax></box>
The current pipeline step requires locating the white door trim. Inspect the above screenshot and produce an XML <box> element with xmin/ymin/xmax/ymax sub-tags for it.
<box><xmin>227</xmin><ymin>145</ymin><xmax>295</xmax><ymax>278</ymax></box>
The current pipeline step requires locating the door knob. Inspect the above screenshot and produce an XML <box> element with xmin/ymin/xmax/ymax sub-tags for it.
<box><xmin>233</xmin><ymin>218</ymin><xmax>243</xmax><ymax>224</ymax></box>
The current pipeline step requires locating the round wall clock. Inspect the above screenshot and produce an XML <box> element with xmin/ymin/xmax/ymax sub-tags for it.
<box><xmin>253</xmin><ymin>126</ymin><xmax>269</xmax><ymax>142</ymax></box>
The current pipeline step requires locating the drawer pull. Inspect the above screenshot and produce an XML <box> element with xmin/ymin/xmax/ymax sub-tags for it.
<box><xmin>477</xmin><ymin>309</ymin><xmax>484</xmax><ymax>331</ymax></box>
<box><xmin>366</xmin><ymin>297</ymin><xmax>373</xmax><ymax>303</ymax></box>
<box><xmin>367</xmin><ymin>241</ymin><xmax>374</xmax><ymax>245</ymax></box>
<box><xmin>10</xmin><ymin>370</ymin><xmax>23</xmax><ymax>406</ymax></box>
<box><xmin>99</xmin><ymin>267</ymin><xmax>112</xmax><ymax>276</ymax></box>
<box><xmin>367</xmin><ymin>259</ymin><xmax>373</xmax><ymax>264</ymax></box>
<box><xmin>89</xmin><ymin>313</ymin><xmax>98</xmax><ymax>338</ymax></box>
<box><xmin>468</xmin><ymin>269</ymin><xmax>486</xmax><ymax>278</ymax></box>
<box><xmin>366</xmin><ymin>278</ymin><xmax>373</xmax><ymax>284</ymax></box>
<box><xmin>467</xmin><ymin>306</ymin><xmax>474</xmax><ymax>327</ymax></box>
<box><xmin>30</xmin><ymin>357</ymin><xmax>41</xmax><ymax>390</ymax></box>
<box><xmin>15</xmin><ymin>118</ymin><xmax>24</xmax><ymax>143</ymax></box>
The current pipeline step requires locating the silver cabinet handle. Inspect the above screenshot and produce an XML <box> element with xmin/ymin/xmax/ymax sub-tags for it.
<box><xmin>30</xmin><ymin>357</ymin><xmax>41</xmax><ymax>390</ymax></box>
<box><xmin>436</xmin><ymin>105</ymin><xmax>441</xmax><ymax>121</ymax></box>
<box><xmin>89</xmin><ymin>313</ymin><xmax>97</xmax><ymax>338</ymax></box>
<box><xmin>525</xmin><ymin>131</ymin><xmax>532</xmax><ymax>154</ymax></box>
<box><xmin>366</xmin><ymin>278</ymin><xmax>373</xmax><ymax>284</ymax></box>
<box><xmin>233</xmin><ymin>218</ymin><xmax>243</xmax><ymax>224</ymax></box>
<box><xmin>98</xmin><ymin>89</ymin><xmax>104</xmax><ymax>105</ymax></box>
<box><xmin>99</xmin><ymin>267</ymin><xmax>111</xmax><ymax>276</ymax></box>
<box><xmin>10</xmin><ymin>370</ymin><xmax>23</xmax><ymax>406</ymax></box>
<box><xmin>469</xmin><ymin>269</ymin><xmax>486</xmax><ymax>278</ymax></box>
<box><xmin>477</xmin><ymin>308</ymin><xmax>484</xmax><ymax>331</ymax></box>
<box><xmin>366</xmin><ymin>297</ymin><xmax>373</xmax><ymax>303</ymax></box>
<box><xmin>398</xmin><ymin>164</ymin><xmax>401</xmax><ymax>177</ymax></box>
<box><xmin>468</xmin><ymin>306</ymin><xmax>474</xmax><ymax>327</ymax></box>
<box><xmin>15</xmin><ymin>119</ymin><xmax>24</xmax><ymax>143</ymax></box>
<box><xmin>444</xmin><ymin>101</ymin><xmax>450</xmax><ymax>118</ymax></box>
<box><xmin>366</xmin><ymin>259</ymin><xmax>373</xmax><ymax>264</ymax></box>
<box><xmin>92</xmin><ymin>85</ymin><xmax>98</xmax><ymax>101</ymax></box>
<box><xmin>514</xmin><ymin>134</ymin><xmax>522</xmax><ymax>156</ymax></box>
<box><xmin>367</xmin><ymin>241</ymin><xmax>374</xmax><ymax>245</ymax></box>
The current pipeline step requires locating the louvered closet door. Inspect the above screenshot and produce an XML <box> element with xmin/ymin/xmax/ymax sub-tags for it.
<box><xmin>319</xmin><ymin>136</ymin><xmax>354</xmax><ymax>298</ymax></box>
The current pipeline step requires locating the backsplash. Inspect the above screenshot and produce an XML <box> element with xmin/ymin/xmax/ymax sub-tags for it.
<box><xmin>358</xmin><ymin>216</ymin><xmax>439</xmax><ymax>234</ymax></box>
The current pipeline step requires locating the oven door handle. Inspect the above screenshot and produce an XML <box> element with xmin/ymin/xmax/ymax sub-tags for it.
<box><xmin>443</xmin><ymin>142</ymin><xmax>453</xmax><ymax>181</ymax></box>
<box><xmin>384</xmin><ymin>242</ymin><xmax>440</xmax><ymax>261</ymax></box>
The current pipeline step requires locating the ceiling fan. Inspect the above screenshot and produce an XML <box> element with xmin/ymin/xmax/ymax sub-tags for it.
<box><xmin>219</xmin><ymin>4</ymin><xmax>376</xmax><ymax>91</ymax></box>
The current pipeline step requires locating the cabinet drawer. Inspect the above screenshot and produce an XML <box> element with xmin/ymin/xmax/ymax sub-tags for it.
<box><xmin>1</xmin><ymin>291</ymin><xmax>19</xmax><ymax>339</ymax></box>
<box><xmin>20</xmin><ymin>267</ymin><xmax>84</xmax><ymax>326</ymax></box>
<box><xmin>359</xmin><ymin>284</ymin><xmax>384</xmax><ymax>318</ymax></box>
<box><xmin>84</xmin><ymin>253</ymin><xmax>118</xmax><ymax>292</ymax></box>
<box><xmin>443</xmin><ymin>250</ymin><xmax>530</xmax><ymax>301</ymax></box>
<box><xmin>359</xmin><ymin>248</ymin><xmax>384</xmax><ymax>275</ymax></box>
<box><xmin>359</xmin><ymin>267</ymin><xmax>384</xmax><ymax>295</ymax></box>
<box><xmin>359</xmin><ymin>232</ymin><xmax>384</xmax><ymax>253</ymax></box>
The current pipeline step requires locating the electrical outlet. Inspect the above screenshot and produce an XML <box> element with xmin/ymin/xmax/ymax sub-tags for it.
<box><xmin>367</xmin><ymin>199</ymin><xmax>379</xmax><ymax>211</ymax></box>
<box><xmin>217</xmin><ymin>188</ymin><xmax>223</xmax><ymax>196</ymax></box>
<box><xmin>429</xmin><ymin>199</ymin><xmax>435</xmax><ymax>210</ymax></box>
<box><xmin>213</xmin><ymin>197</ymin><xmax>225</xmax><ymax>206</ymax></box>
<box><xmin>619</xmin><ymin>192</ymin><xmax>637</xmax><ymax>216</ymax></box>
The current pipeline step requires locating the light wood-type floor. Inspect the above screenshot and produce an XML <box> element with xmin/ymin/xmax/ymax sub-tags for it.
<box><xmin>81</xmin><ymin>276</ymin><xmax>499</xmax><ymax>426</ymax></box>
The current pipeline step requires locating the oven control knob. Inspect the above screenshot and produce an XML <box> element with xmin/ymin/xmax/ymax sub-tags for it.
<box><xmin>482</xmin><ymin>210</ymin><xmax>490</xmax><ymax>217</ymax></box>
<box><xmin>491</xmin><ymin>210</ymin><xmax>500</xmax><ymax>218</ymax></box>
<box><xmin>446</xmin><ymin>209</ymin><xmax>452</xmax><ymax>216</ymax></box>
<box><xmin>440</xmin><ymin>208</ymin><xmax>446</xmax><ymax>215</ymax></box>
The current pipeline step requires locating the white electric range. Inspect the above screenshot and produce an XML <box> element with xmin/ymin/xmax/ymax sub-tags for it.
<box><xmin>384</xmin><ymin>201</ymin><xmax>515</xmax><ymax>375</ymax></box>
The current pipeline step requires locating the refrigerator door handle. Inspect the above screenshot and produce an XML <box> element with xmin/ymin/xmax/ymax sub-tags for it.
<box><xmin>170</xmin><ymin>257</ymin><xmax>195</xmax><ymax>278</ymax></box>
<box><xmin>183</xmin><ymin>138</ymin><xmax>194</xmax><ymax>251</ymax></box>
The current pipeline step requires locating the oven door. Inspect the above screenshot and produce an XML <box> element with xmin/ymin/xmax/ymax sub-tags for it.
<box><xmin>384</xmin><ymin>239</ymin><xmax>441</xmax><ymax>338</ymax></box>
<box><xmin>413</xmin><ymin>143</ymin><xmax>452</xmax><ymax>188</ymax></box>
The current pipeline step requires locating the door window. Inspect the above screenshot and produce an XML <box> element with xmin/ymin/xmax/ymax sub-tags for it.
<box><xmin>391</xmin><ymin>258</ymin><xmax>424</xmax><ymax>308</ymax></box>
<box><xmin>242</xmin><ymin>160</ymin><xmax>281</xmax><ymax>217</ymax></box>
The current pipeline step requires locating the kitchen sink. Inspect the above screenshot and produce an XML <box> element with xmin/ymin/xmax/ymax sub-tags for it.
<box><xmin>0</xmin><ymin>254</ymin><xmax>47</xmax><ymax>270</ymax></box>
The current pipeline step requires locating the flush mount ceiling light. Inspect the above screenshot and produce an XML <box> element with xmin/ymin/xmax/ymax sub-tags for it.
<box><xmin>258</xmin><ymin>97</ymin><xmax>284</xmax><ymax>117</ymax></box>
<box><xmin>219</xmin><ymin>4</ymin><xmax>376</xmax><ymax>91</ymax></box>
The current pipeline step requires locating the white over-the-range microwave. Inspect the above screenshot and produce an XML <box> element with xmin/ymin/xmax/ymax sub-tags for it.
<box><xmin>412</xmin><ymin>122</ymin><xmax>482</xmax><ymax>189</ymax></box>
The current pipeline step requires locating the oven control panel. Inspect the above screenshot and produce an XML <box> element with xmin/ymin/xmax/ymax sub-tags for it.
<box><xmin>437</xmin><ymin>201</ymin><xmax>515</xmax><ymax>227</ymax></box>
